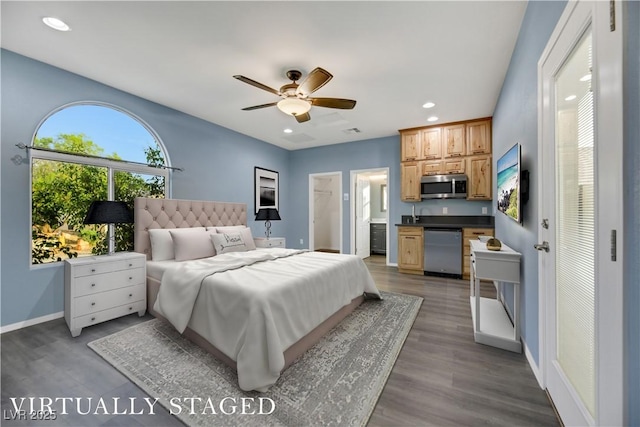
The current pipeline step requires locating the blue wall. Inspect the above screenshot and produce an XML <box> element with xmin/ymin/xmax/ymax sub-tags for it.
<box><xmin>287</xmin><ymin>138</ymin><xmax>492</xmax><ymax>261</ymax></box>
<box><xmin>0</xmin><ymin>49</ymin><xmax>289</xmax><ymax>327</ymax></box>
<box><xmin>492</xmin><ymin>0</ymin><xmax>567</xmax><ymax>365</ymax></box>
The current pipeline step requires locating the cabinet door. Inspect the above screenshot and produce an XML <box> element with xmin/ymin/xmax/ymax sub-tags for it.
<box><xmin>443</xmin><ymin>124</ymin><xmax>466</xmax><ymax>157</ymax></box>
<box><xmin>467</xmin><ymin>119</ymin><xmax>492</xmax><ymax>155</ymax></box>
<box><xmin>420</xmin><ymin>128</ymin><xmax>442</xmax><ymax>160</ymax></box>
<box><xmin>401</xmin><ymin>130</ymin><xmax>421</xmax><ymax>161</ymax></box>
<box><xmin>443</xmin><ymin>158</ymin><xmax>465</xmax><ymax>174</ymax></box>
<box><xmin>467</xmin><ymin>155</ymin><xmax>492</xmax><ymax>200</ymax></box>
<box><xmin>401</xmin><ymin>162</ymin><xmax>421</xmax><ymax>201</ymax></box>
<box><xmin>422</xmin><ymin>160</ymin><xmax>443</xmax><ymax>176</ymax></box>
<box><xmin>398</xmin><ymin>234</ymin><xmax>424</xmax><ymax>271</ymax></box>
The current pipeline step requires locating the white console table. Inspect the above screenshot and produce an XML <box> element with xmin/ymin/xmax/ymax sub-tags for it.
<box><xmin>469</xmin><ymin>240</ymin><xmax>522</xmax><ymax>353</ymax></box>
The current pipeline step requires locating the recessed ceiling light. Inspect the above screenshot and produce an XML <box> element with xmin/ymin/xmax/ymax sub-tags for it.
<box><xmin>42</xmin><ymin>17</ymin><xmax>70</xmax><ymax>32</ymax></box>
<box><xmin>579</xmin><ymin>74</ymin><xmax>591</xmax><ymax>82</ymax></box>
<box><xmin>565</xmin><ymin>95</ymin><xmax>577</xmax><ymax>101</ymax></box>
<box><xmin>283</xmin><ymin>128</ymin><xmax>293</xmax><ymax>134</ymax></box>
<box><xmin>427</xmin><ymin>116</ymin><xmax>438</xmax><ymax>122</ymax></box>
<box><xmin>422</xmin><ymin>102</ymin><xmax>436</xmax><ymax>109</ymax></box>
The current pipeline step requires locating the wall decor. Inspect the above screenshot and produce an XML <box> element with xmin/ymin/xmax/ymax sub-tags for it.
<box><xmin>254</xmin><ymin>167</ymin><xmax>279</xmax><ymax>214</ymax></box>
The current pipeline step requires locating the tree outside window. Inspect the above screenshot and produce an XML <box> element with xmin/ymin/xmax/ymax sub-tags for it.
<box><xmin>31</xmin><ymin>104</ymin><xmax>168</xmax><ymax>264</ymax></box>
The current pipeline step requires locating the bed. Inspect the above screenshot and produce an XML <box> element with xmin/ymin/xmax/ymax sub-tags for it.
<box><xmin>133</xmin><ymin>197</ymin><xmax>381</xmax><ymax>391</ymax></box>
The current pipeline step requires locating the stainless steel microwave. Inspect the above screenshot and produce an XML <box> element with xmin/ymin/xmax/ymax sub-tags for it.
<box><xmin>420</xmin><ymin>174</ymin><xmax>468</xmax><ymax>199</ymax></box>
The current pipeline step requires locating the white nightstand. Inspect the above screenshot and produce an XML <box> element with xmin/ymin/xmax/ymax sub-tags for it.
<box><xmin>254</xmin><ymin>237</ymin><xmax>286</xmax><ymax>248</ymax></box>
<box><xmin>64</xmin><ymin>252</ymin><xmax>146</xmax><ymax>337</ymax></box>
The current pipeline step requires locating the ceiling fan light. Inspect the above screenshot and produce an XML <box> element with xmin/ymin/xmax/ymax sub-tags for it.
<box><xmin>277</xmin><ymin>98</ymin><xmax>311</xmax><ymax>116</ymax></box>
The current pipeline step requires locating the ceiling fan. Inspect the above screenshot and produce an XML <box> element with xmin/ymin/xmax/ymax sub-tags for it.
<box><xmin>233</xmin><ymin>67</ymin><xmax>356</xmax><ymax>123</ymax></box>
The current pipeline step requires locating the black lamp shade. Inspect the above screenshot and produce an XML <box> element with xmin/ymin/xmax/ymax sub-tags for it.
<box><xmin>83</xmin><ymin>201</ymin><xmax>133</xmax><ymax>224</ymax></box>
<box><xmin>255</xmin><ymin>208</ymin><xmax>281</xmax><ymax>221</ymax></box>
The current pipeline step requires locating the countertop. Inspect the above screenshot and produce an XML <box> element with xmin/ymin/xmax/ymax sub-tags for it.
<box><xmin>396</xmin><ymin>215</ymin><xmax>494</xmax><ymax>229</ymax></box>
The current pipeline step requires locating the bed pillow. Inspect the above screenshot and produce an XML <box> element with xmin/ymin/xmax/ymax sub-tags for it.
<box><xmin>148</xmin><ymin>228</ymin><xmax>178</xmax><ymax>261</ymax></box>
<box><xmin>207</xmin><ymin>226</ymin><xmax>256</xmax><ymax>251</ymax></box>
<box><xmin>169</xmin><ymin>228</ymin><xmax>216</xmax><ymax>261</ymax></box>
<box><xmin>211</xmin><ymin>232</ymin><xmax>251</xmax><ymax>254</ymax></box>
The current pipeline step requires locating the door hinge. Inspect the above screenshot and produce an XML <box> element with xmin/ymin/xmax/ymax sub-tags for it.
<box><xmin>610</xmin><ymin>0</ymin><xmax>616</xmax><ymax>31</ymax></box>
<box><xmin>611</xmin><ymin>229</ymin><xmax>617</xmax><ymax>261</ymax></box>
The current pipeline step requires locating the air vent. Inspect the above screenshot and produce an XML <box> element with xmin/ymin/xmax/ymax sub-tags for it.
<box><xmin>342</xmin><ymin>127</ymin><xmax>361</xmax><ymax>134</ymax></box>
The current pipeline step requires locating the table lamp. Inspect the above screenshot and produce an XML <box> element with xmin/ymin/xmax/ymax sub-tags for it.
<box><xmin>83</xmin><ymin>201</ymin><xmax>133</xmax><ymax>254</ymax></box>
<box><xmin>255</xmin><ymin>208</ymin><xmax>281</xmax><ymax>239</ymax></box>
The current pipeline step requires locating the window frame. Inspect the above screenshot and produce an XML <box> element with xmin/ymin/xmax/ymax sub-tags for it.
<box><xmin>29</xmin><ymin>102</ymin><xmax>171</xmax><ymax>268</ymax></box>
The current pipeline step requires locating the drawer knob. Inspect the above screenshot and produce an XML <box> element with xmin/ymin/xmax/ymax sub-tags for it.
<box><xmin>91</xmin><ymin>283</ymin><xmax>96</xmax><ymax>287</ymax></box>
<box><xmin>129</xmin><ymin>307</ymin><xmax>133</xmax><ymax>311</ymax></box>
<box><xmin>129</xmin><ymin>277</ymin><xmax>132</xmax><ymax>280</ymax></box>
<box><xmin>91</xmin><ymin>269</ymin><xmax>96</xmax><ymax>273</ymax></box>
<box><xmin>129</xmin><ymin>294</ymin><xmax>133</xmax><ymax>297</ymax></box>
<box><xmin>91</xmin><ymin>302</ymin><xmax>95</xmax><ymax>306</ymax></box>
<box><xmin>129</xmin><ymin>263</ymin><xmax>133</xmax><ymax>267</ymax></box>
<box><xmin>91</xmin><ymin>317</ymin><xmax>96</xmax><ymax>321</ymax></box>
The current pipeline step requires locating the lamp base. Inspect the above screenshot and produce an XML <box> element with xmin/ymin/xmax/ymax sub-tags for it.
<box><xmin>264</xmin><ymin>220</ymin><xmax>272</xmax><ymax>239</ymax></box>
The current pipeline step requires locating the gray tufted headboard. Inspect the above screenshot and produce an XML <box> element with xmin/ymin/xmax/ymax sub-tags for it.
<box><xmin>134</xmin><ymin>197</ymin><xmax>247</xmax><ymax>260</ymax></box>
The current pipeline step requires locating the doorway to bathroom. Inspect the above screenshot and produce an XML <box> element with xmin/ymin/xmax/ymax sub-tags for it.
<box><xmin>350</xmin><ymin>168</ymin><xmax>389</xmax><ymax>263</ymax></box>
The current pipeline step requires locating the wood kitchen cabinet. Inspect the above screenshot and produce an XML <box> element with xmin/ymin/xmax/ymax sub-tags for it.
<box><xmin>443</xmin><ymin>158</ymin><xmax>466</xmax><ymax>174</ymax></box>
<box><xmin>399</xmin><ymin>117</ymin><xmax>492</xmax><ymax>202</ymax></box>
<box><xmin>397</xmin><ymin>227</ymin><xmax>424</xmax><ymax>275</ymax></box>
<box><xmin>422</xmin><ymin>160</ymin><xmax>443</xmax><ymax>176</ymax></box>
<box><xmin>463</xmin><ymin>227</ymin><xmax>494</xmax><ymax>279</ymax></box>
<box><xmin>443</xmin><ymin>124</ymin><xmax>466</xmax><ymax>158</ymax></box>
<box><xmin>401</xmin><ymin>129</ymin><xmax>422</xmax><ymax>161</ymax></box>
<box><xmin>467</xmin><ymin>155</ymin><xmax>492</xmax><ymax>200</ymax></box>
<box><xmin>420</xmin><ymin>127</ymin><xmax>442</xmax><ymax>160</ymax></box>
<box><xmin>400</xmin><ymin>162</ymin><xmax>421</xmax><ymax>202</ymax></box>
<box><xmin>466</xmin><ymin>119</ymin><xmax>492</xmax><ymax>155</ymax></box>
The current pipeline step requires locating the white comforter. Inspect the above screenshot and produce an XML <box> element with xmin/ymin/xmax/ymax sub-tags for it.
<box><xmin>154</xmin><ymin>248</ymin><xmax>380</xmax><ymax>391</ymax></box>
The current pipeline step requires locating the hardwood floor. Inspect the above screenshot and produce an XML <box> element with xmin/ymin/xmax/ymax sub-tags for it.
<box><xmin>1</xmin><ymin>255</ymin><xmax>558</xmax><ymax>426</ymax></box>
<box><xmin>364</xmin><ymin>255</ymin><xmax>558</xmax><ymax>426</ymax></box>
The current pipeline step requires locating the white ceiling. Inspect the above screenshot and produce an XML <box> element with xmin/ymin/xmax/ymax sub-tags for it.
<box><xmin>1</xmin><ymin>1</ymin><xmax>527</xmax><ymax>151</ymax></box>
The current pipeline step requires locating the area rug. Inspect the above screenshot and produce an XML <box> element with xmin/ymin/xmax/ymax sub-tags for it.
<box><xmin>88</xmin><ymin>291</ymin><xmax>422</xmax><ymax>427</ymax></box>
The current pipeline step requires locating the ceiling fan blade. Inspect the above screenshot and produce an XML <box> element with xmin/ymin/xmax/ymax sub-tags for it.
<box><xmin>310</xmin><ymin>98</ymin><xmax>357</xmax><ymax>109</ymax></box>
<box><xmin>233</xmin><ymin>75</ymin><xmax>280</xmax><ymax>96</ymax></box>
<box><xmin>296</xmin><ymin>67</ymin><xmax>333</xmax><ymax>96</ymax></box>
<box><xmin>241</xmin><ymin>102</ymin><xmax>278</xmax><ymax>111</ymax></box>
<box><xmin>294</xmin><ymin>112</ymin><xmax>311</xmax><ymax>123</ymax></box>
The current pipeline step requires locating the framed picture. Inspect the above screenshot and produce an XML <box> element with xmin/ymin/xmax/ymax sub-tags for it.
<box><xmin>254</xmin><ymin>167</ymin><xmax>279</xmax><ymax>214</ymax></box>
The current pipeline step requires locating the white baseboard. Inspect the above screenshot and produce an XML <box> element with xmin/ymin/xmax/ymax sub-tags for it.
<box><xmin>1</xmin><ymin>311</ymin><xmax>64</xmax><ymax>334</ymax></box>
<box><xmin>523</xmin><ymin>339</ymin><xmax>544</xmax><ymax>388</ymax></box>
<box><xmin>388</xmin><ymin>262</ymin><xmax>398</xmax><ymax>267</ymax></box>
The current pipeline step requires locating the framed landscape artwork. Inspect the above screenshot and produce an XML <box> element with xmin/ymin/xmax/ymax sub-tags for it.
<box><xmin>254</xmin><ymin>167</ymin><xmax>279</xmax><ymax>214</ymax></box>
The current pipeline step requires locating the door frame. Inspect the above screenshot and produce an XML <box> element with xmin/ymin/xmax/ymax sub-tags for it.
<box><xmin>308</xmin><ymin>171</ymin><xmax>342</xmax><ymax>252</ymax></box>
<box><xmin>349</xmin><ymin>168</ymin><xmax>389</xmax><ymax>263</ymax></box>
<box><xmin>537</xmin><ymin>0</ymin><xmax>624</xmax><ymax>424</ymax></box>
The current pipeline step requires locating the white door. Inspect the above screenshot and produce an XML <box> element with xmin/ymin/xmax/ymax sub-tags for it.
<box><xmin>538</xmin><ymin>1</ymin><xmax>623</xmax><ymax>425</ymax></box>
<box><xmin>355</xmin><ymin>175</ymin><xmax>370</xmax><ymax>259</ymax></box>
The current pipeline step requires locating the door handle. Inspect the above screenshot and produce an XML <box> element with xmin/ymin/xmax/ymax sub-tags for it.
<box><xmin>534</xmin><ymin>241</ymin><xmax>550</xmax><ymax>252</ymax></box>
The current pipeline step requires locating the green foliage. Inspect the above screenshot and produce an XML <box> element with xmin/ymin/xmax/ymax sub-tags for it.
<box><xmin>506</xmin><ymin>189</ymin><xmax>519</xmax><ymax>219</ymax></box>
<box><xmin>31</xmin><ymin>134</ymin><xmax>166</xmax><ymax>263</ymax></box>
<box><xmin>31</xmin><ymin>227</ymin><xmax>77</xmax><ymax>264</ymax></box>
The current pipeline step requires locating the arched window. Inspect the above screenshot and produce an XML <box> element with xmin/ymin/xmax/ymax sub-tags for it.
<box><xmin>31</xmin><ymin>103</ymin><xmax>169</xmax><ymax>264</ymax></box>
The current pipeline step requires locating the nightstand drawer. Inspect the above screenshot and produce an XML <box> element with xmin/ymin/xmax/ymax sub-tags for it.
<box><xmin>73</xmin><ymin>257</ymin><xmax>145</xmax><ymax>278</ymax></box>
<box><xmin>74</xmin><ymin>284</ymin><xmax>145</xmax><ymax>317</ymax></box>
<box><xmin>254</xmin><ymin>237</ymin><xmax>285</xmax><ymax>248</ymax></box>
<box><xmin>74</xmin><ymin>301</ymin><xmax>146</xmax><ymax>330</ymax></box>
<box><xmin>74</xmin><ymin>268</ymin><xmax>145</xmax><ymax>297</ymax></box>
<box><xmin>65</xmin><ymin>252</ymin><xmax>147</xmax><ymax>337</ymax></box>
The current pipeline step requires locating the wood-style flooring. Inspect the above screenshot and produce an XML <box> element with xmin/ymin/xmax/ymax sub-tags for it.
<box><xmin>1</xmin><ymin>255</ymin><xmax>558</xmax><ymax>426</ymax></box>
